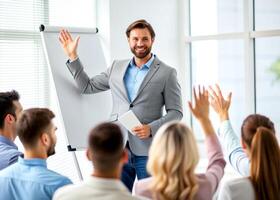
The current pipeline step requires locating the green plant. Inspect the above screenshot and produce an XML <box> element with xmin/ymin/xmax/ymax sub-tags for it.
<box><xmin>269</xmin><ymin>58</ymin><xmax>280</xmax><ymax>82</ymax></box>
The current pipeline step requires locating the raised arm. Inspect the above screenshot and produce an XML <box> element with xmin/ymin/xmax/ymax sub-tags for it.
<box><xmin>59</xmin><ymin>29</ymin><xmax>80</xmax><ymax>61</ymax></box>
<box><xmin>209</xmin><ymin>84</ymin><xmax>249</xmax><ymax>176</ymax></box>
<box><xmin>59</xmin><ymin>29</ymin><xmax>111</xmax><ymax>94</ymax></box>
<box><xmin>188</xmin><ymin>86</ymin><xmax>226</xmax><ymax>193</ymax></box>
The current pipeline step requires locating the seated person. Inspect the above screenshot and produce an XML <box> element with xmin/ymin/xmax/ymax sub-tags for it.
<box><xmin>135</xmin><ymin>86</ymin><xmax>226</xmax><ymax>200</ymax></box>
<box><xmin>0</xmin><ymin>108</ymin><xmax>72</xmax><ymax>200</ymax></box>
<box><xmin>209</xmin><ymin>85</ymin><xmax>280</xmax><ymax>199</ymax></box>
<box><xmin>217</xmin><ymin>119</ymin><xmax>280</xmax><ymax>199</ymax></box>
<box><xmin>53</xmin><ymin>122</ymin><xmax>147</xmax><ymax>200</ymax></box>
<box><xmin>209</xmin><ymin>84</ymin><xmax>275</xmax><ymax>176</ymax></box>
<box><xmin>0</xmin><ymin>90</ymin><xmax>23</xmax><ymax>170</ymax></box>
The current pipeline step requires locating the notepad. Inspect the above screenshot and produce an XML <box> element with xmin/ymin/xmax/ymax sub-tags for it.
<box><xmin>118</xmin><ymin>110</ymin><xmax>142</xmax><ymax>135</ymax></box>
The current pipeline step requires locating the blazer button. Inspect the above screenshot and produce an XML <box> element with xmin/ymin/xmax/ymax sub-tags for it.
<box><xmin>130</xmin><ymin>104</ymin><xmax>133</xmax><ymax>108</ymax></box>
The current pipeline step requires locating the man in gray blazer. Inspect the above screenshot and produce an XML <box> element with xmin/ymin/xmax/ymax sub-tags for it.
<box><xmin>59</xmin><ymin>19</ymin><xmax>183</xmax><ymax>191</ymax></box>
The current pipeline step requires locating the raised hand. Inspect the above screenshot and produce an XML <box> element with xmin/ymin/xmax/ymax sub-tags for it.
<box><xmin>188</xmin><ymin>85</ymin><xmax>215</xmax><ymax>136</ymax></box>
<box><xmin>59</xmin><ymin>29</ymin><xmax>80</xmax><ymax>61</ymax></box>
<box><xmin>188</xmin><ymin>85</ymin><xmax>209</xmax><ymax>122</ymax></box>
<box><xmin>208</xmin><ymin>84</ymin><xmax>232</xmax><ymax>122</ymax></box>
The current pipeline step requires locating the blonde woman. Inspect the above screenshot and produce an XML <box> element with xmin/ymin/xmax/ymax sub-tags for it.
<box><xmin>135</xmin><ymin>87</ymin><xmax>226</xmax><ymax>200</ymax></box>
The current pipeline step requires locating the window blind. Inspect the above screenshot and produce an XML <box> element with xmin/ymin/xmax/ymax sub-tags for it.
<box><xmin>0</xmin><ymin>0</ymin><xmax>96</xmax><ymax>183</ymax></box>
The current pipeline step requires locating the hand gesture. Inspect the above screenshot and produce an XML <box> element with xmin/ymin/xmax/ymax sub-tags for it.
<box><xmin>188</xmin><ymin>85</ymin><xmax>209</xmax><ymax>122</ymax></box>
<box><xmin>132</xmin><ymin>125</ymin><xmax>151</xmax><ymax>139</ymax></box>
<box><xmin>208</xmin><ymin>84</ymin><xmax>232</xmax><ymax>122</ymax></box>
<box><xmin>59</xmin><ymin>29</ymin><xmax>80</xmax><ymax>61</ymax></box>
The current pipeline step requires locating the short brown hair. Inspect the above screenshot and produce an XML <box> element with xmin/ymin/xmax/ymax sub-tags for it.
<box><xmin>88</xmin><ymin>122</ymin><xmax>123</xmax><ymax>172</ymax></box>
<box><xmin>16</xmin><ymin>108</ymin><xmax>55</xmax><ymax>148</ymax></box>
<box><xmin>0</xmin><ymin>90</ymin><xmax>20</xmax><ymax>128</ymax></box>
<box><xmin>126</xmin><ymin>19</ymin><xmax>155</xmax><ymax>39</ymax></box>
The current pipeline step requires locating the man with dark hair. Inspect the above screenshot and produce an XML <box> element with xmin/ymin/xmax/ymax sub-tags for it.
<box><xmin>53</xmin><ymin>122</ymin><xmax>146</xmax><ymax>200</ymax></box>
<box><xmin>0</xmin><ymin>90</ymin><xmax>23</xmax><ymax>170</ymax></box>
<box><xmin>59</xmin><ymin>19</ymin><xmax>183</xmax><ymax>190</ymax></box>
<box><xmin>0</xmin><ymin>108</ymin><xmax>72</xmax><ymax>199</ymax></box>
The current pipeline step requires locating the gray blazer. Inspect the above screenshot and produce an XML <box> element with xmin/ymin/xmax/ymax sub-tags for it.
<box><xmin>66</xmin><ymin>56</ymin><xmax>183</xmax><ymax>156</ymax></box>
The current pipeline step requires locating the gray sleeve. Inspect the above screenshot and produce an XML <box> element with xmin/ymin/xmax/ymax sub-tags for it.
<box><xmin>149</xmin><ymin>68</ymin><xmax>183</xmax><ymax>136</ymax></box>
<box><xmin>66</xmin><ymin>58</ymin><xmax>113</xmax><ymax>94</ymax></box>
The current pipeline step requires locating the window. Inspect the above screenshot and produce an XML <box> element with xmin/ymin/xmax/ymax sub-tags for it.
<box><xmin>185</xmin><ymin>0</ymin><xmax>280</xmax><ymax>174</ymax></box>
<box><xmin>255</xmin><ymin>37</ymin><xmax>280</xmax><ymax>140</ymax></box>
<box><xmin>0</xmin><ymin>0</ymin><xmax>96</xmax><ymax>183</ymax></box>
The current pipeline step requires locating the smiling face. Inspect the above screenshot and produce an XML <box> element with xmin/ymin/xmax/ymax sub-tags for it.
<box><xmin>128</xmin><ymin>28</ymin><xmax>154</xmax><ymax>59</ymax></box>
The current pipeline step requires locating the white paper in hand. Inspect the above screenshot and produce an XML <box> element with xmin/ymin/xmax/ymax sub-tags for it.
<box><xmin>118</xmin><ymin>110</ymin><xmax>142</xmax><ymax>134</ymax></box>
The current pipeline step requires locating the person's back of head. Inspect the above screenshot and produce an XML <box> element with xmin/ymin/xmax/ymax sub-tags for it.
<box><xmin>87</xmin><ymin>122</ymin><xmax>125</xmax><ymax>176</ymax></box>
<box><xmin>241</xmin><ymin>114</ymin><xmax>280</xmax><ymax>200</ymax></box>
<box><xmin>147</xmin><ymin>121</ymin><xmax>199</xmax><ymax>200</ymax></box>
<box><xmin>16</xmin><ymin>108</ymin><xmax>57</xmax><ymax>157</ymax></box>
<box><xmin>0</xmin><ymin>90</ymin><xmax>22</xmax><ymax>139</ymax></box>
<box><xmin>241</xmin><ymin>114</ymin><xmax>275</xmax><ymax>148</ymax></box>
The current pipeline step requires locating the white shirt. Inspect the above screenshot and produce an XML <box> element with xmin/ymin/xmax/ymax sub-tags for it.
<box><xmin>53</xmin><ymin>176</ymin><xmax>147</xmax><ymax>200</ymax></box>
<box><xmin>218</xmin><ymin>120</ymin><xmax>250</xmax><ymax>176</ymax></box>
<box><xmin>217</xmin><ymin>178</ymin><xmax>255</xmax><ymax>200</ymax></box>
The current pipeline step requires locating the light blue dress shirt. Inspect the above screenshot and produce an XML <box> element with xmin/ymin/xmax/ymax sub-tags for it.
<box><xmin>124</xmin><ymin>54</ymin><xmax>155</xmax><ymax>102</ymax></box>
<box><xmin>218</xmin><ymin>120</ymin><xmax>250</xmax><ymax>176</ymax></box>
<box><xmin>0</xmin><ymin>135</ymin><xmax>23</xmax><ymax>170</ymax></box>
<box><xmin>0</xmin><ymin>157</ymin><xmax>72</xmax><ymax>200</ymax></box>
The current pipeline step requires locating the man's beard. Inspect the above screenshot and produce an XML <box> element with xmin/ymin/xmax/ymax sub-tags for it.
<box><xmin>47</xmin><ymin>138</ymin><xmax>56</xmax><ymax>157</ymax></box>
<box><xmin>130</xmin><ymin>46</ymin><xmax>152</xmax><ymax>59</ymax></box>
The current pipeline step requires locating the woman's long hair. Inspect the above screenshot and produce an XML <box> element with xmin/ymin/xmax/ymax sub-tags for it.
<box><xmin>241</xmin><ymin>114</ymin><xmax>280</xmax><ymax>200</ymax></box>
<box><xmin>147</xmin><ymin>122</ymin><xmax>199</xmax><ymax>200</ymax></box>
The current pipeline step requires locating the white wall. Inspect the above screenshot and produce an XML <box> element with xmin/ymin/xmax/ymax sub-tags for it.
<box><xmin>96</xmin><ymin>0</ymin><xmax>189</xmax><ymax>121</ymax></box>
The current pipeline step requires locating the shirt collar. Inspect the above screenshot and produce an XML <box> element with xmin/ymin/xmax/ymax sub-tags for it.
<box><xmin>18</xmin><ymin>156</ymin><xmax>47</xmax><ymax>168</ymax></box>
<box><xmin>0</xmin><ymin>135</ymin><xmax>18</xmax><ymax>148</ymax></box>
<box><xmin>130</xmin><ymin>54</ymin><xmax>155</xmax><ymax>69</ymax></box>
<box><xmin>85</xmin><ymin>176</ymin><xmax>129</xmax><ymax>191</ymax></box>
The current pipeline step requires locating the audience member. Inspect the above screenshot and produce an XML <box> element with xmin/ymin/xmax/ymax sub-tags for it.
<box><xmin>53</xmin><ymin>122</ymin><xmax>147</xmax><ymax>200</ymax></box>
<box><xmin>209</xmin><ymin>85</ymin><xmax>276</xmax><ymax>176</ymax></box>
<box><xmin>209</xmin><ymin>85</ymin><xmax>280</xmax><ymax>199</ymax></box>
<box><xmin>0</xmin><ymin>108</ymin><xmax>72</xmax><ymax>200</ymax></box>
<box><xmin>135</xmin><ymin>86</ymin><xmax>226</xmax><ymax>200</ymax></box>
<box><xmin>0</xmin><ymin>90</ymin><xmax>23</xmax><ymax>170</ymax></box>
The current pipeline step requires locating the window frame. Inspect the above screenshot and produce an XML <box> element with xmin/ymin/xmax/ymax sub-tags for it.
<box><xmin>184</xmin><ymin>0</ymin><xmax>280</xmax><ymax>130</ymax></box>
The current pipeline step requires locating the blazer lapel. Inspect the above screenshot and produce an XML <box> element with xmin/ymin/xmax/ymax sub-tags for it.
<box><xmin>131</xmin><ymin>57</ymin><xmax>160</xmax><ymax>104</ymax></box>
<box><xmin>119</xmin><ymin>60</ymin><xmax>131</xmax><ymax>103</ymax></box>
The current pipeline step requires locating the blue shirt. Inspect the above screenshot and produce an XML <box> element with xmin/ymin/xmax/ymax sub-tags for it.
<box><xmin>0</xmin><ymin>157</ymin><xmax>72</xmax><ymax>200</ymax></box>
<box><xmin>218</xmin><ymin>120</ymin><xmax>250</xmax><ymax>176</ymax></box>
<box><xmin>0</xmin><ymin>135</ymin><xmax>23</xmax><ymax>170</ymax></box>
<box><xmin>124</xmin><ymin>55</ymin><xmax>155</xmax><ymax>102</ymax></box>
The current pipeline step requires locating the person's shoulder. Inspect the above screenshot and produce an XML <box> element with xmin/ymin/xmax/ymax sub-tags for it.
<box><xmin>153</xmin><ymin>57</ymin><xmax>173</xmax><ymax>69</ymax></box>
<box><xmin>218</xmin><ymin>177</ymin><xmax>255</xmax><ymax>200</ymax></box>
<box><xmin>53</xmin><ymin>183</ymin><xmax>82</xmax><ymax>200</ymax></box>
<box><xmin>0</xmin><ymin>161</ymin><xmax>19</xmax><ymax>176</ymax></box>
<box><xmin>135</xmin><ymin>177</ymin><xmax>152</xmax><ymax>188</ymax></box>
<box><xmin>134</xmin><ymin>177</ymin><xmax>153</xmax><ymax>198</ymax></box>
<box><xmin>122</xmin><ymin>193</ymin><xmax>149</xmax><ymax>200</ymax></box>
<box><xmin>112</xmin><ymin>59</ymin><xmax>130</xmax><ymax>65</ymax></box>
<box><xmin>225</xmin><ymin>177</ymin><xmax>251</xmax><ymax>185</ymax></box>
<box><xmin>222</xmin><ymin>177</ymin><xmax>253</xmax><ymax>193</ymax></box>
<box><xmin>44</xmin><ymin>168</ymin><xmax>72</xmax><ymax>185</ymax></box>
